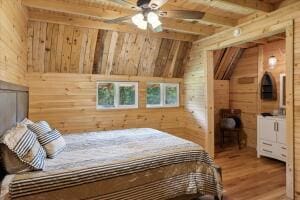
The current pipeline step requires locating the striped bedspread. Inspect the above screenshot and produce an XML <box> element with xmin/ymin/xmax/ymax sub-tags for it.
<box><xmin>1</xmin><ymin>128</ymin><xmax>222</xmax><ymax>200</ymax></box>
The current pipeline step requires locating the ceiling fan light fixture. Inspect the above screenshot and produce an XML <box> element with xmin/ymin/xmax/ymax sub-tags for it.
<box><xmin>147</xmin><ymin>11</ymin><xmax>162</xmax><ymax>29</ymax></box>
<box><xmin>132</xmin><ymin>13</ymin><xmax>145</xmax><ymax>26</ymax></box>
<box><xmin>153</xmin><ymin>24</ymin><xmax>163</xmax><ymax>32</ymax></box>
<box><xmin>137</xmin><ymin>20</ymin><xmax>148</xmax><ymax>30</ymax></box>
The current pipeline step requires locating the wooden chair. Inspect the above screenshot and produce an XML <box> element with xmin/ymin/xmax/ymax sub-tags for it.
<box><xmin>219</xmin><ymin>109</ymin><xmax>242</xmax><ymax>149</ymax></box>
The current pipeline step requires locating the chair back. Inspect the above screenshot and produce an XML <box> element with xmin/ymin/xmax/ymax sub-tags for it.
<box><xmin>220</xmin><ymin>109</ymin><xmax>241</xmax><ymax>119</ymax></box>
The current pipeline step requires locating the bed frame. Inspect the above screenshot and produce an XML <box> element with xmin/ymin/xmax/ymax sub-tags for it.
<box><xmin>0</xmin><ymin>80</ymin><xmax>28</xmax><ymax>178</ymax></box>
<box><xmin>0</xmin><ymin>80</ymin><xmax>28</xmax><ymax>136</ymax></box>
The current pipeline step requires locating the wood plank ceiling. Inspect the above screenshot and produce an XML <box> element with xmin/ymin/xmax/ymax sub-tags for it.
<box><xmin>22</xmin><ymin>0</ymin><xmax>286</xmax><ymax>78</ymax></box>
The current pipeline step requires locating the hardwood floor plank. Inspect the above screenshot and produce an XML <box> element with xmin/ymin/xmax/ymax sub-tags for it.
<box><xmin>214</xmin><ymin>147</ymin><xmax>286</xmax><ymax>200</ymax></box>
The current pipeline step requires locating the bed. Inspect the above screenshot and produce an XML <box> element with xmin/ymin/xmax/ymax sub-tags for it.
<box><xmin>0</xmin><ymin>81</ymin><xmax>223</xmax><ymax>200</ymax></box>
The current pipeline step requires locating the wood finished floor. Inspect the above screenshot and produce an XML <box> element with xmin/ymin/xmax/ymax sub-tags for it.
<box><xmin>213</xmin><ymin>147</ymin><xmax>286</xmax><ymax>200</ymax></box>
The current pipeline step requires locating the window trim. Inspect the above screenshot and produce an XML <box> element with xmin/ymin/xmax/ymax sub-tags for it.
<box><xmin>163</xmin><ymin>83</ymin><xmax>180</xmax><ymax>107</ymax></box>
<box><xmin>96</xmin><ymin>81</ymin><xmax>139</xmax><ymax>110</ymax></box>
<box><xmin>146</xmin><ymin>83</ymin><xmax>180</xmax><ymax>108</ymax></box>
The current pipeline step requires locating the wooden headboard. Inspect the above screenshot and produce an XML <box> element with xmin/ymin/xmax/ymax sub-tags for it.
<box><xmin>0</xmin><ymin>80</ymin><xmax>28</xmax><ymax>136</ymax></box>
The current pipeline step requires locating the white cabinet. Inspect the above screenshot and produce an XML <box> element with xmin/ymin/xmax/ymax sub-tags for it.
<box><xmin>257</xmin><ymin>115</ymin><xmax>286</xmax><ymax>162</ymax></box>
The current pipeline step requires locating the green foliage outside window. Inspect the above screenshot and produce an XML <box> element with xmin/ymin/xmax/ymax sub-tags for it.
<box><xmin>165</xmin><ymin>86</ymin><xmax>177</xmax><ymax>105</ymax></box>
<box><xmin>98</xmin><ymin>83</ymin><xmax>115</xmax><ymax>107</ymax></box>
<box><xmin>147</xmin><ymin>84</ymin><xmax>161</xmax><ymax>105</ymax></box>
<box><xmin>119</xmin><ymin>86</ymin><xmax>135</xmax><ymax>105</ymax></box>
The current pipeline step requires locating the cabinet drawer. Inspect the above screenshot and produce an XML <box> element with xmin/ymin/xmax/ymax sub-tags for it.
<box><xmin>260</xmin><ymin>140</ymin><xmax>276</xmax><ymax>155</ymax></box>
<box><xmin>278</xmin><ymin>145</ymin><xmax>287</xmax><ymax>159</ymax></box>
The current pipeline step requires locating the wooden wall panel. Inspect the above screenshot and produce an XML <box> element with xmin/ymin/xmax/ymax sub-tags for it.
<box><xmin>26</xmin><ymin>73</ymin><xmax>204</xmax><ymax>146</ymax></box>
<box><xmin>294</xmin><ymin>18</ymin><xmax>300</xmax><ymax>199</ymax></box>
<box><xmin>27</xmin><ymin>21</ymin><xmax>98</xmax><ymax>73</ymax></box>
<box><xmin>93</xmin><ymin>30</ymin><xmax>191</xmax><ymax>78</ymax></box>
<box><xmin>183</xmin><ymin>47</ymin><xmax>207</xmax><ymax>148</ymax></box>
<box><xmin>214</xmin><ymin>80</ymin><xmax>229</xmax><ymax>145</ymax></box>
<box><xmin>27</xmin><ymin>22</ymin><xmax>192</xmax><ymax>78</ymax></box>
<box><xmin>260</xmin><ymin>40</ymin><xmax>286</xmax><ymax>112</ymax></box>
<box><xmin>229</xmin><ymin>47</ymin><xmax>259</xmax><ymax>148</ymax></box>
<box><xmin>0</xmin><ymin>0</ymin><xmax>28</xmax><ymax>86</ymax></box>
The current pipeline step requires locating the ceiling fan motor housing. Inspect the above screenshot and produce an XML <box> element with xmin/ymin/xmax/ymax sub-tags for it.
<box><xmin>137</xmin><ymin>0</ymin><xmax>157</xmax><ymax>9</ymax></box>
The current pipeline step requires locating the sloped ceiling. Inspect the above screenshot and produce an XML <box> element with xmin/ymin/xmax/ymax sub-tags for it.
<box><xmin>214</xmin><ymin>47</ymin><xmax>244</xmax><ymax>80</ymax></box>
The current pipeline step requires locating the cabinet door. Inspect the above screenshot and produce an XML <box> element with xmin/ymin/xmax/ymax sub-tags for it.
<box><xmin>260</xmin><ymin>118</ymin><xmax>277</xmax><ymax>142</ymax></box>
<box><xmin>277</xmin><ymin>119</ymin><xmax>286</xmax><ymax>144</ymax></box>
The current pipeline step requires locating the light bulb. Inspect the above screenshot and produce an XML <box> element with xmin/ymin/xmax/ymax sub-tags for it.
<box><xmin>150</xmin><ymin>19</ymin><xmax>162</xmax><ymax>29</ymax></box>
<box><xmin>131</xmin><ymin>13</ymin><xmax>144</xmax><ymax>26</ymax></box>
<box><xmin>147</xmin><ymin>12</ymin><xmax>159</xmax><ymax>23</ymax></box>
<box><xmin>147</xmin><ymin>12</ymin><xmax>162</xmax><ymax>29</ymax></box>
<box><xmin>137</xmin><ymin>20</ymin><xmax>148</xmax><ymax>30</ymax></box>
<box><xmin>268</xmin><ymin>55</ymin><xmax>277</xmax><ymax>69</ymax></box>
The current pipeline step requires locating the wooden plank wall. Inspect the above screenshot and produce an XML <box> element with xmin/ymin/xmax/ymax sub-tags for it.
<box><xmin>93</xmin><ymin>30</ymin><xmax>191</xmax><ymax>78</ymax></box>
<box><xmin>260</xmin><ymin>40</ymin><xmax>286</xmax><ymax>112</ymax></box>
<box><xmin>0</xmin><ymin>0</ymin><xmax>28</xmax><ymax>86</ymax></box>
<box><xmin>229</xmin><ymin>47</ymin><xmax>259</xmax><ymax>148</ymax></box>
<box><xmin>294</xmin><ymin>18</ymin><xmax>300</xmax><ymax>199</ymax></box>
<box><xmin>27</xmin><ymin>21</ymin><xmax>98</xmax><ymax>73</ymax></box>
<box><xmin>26</xmin><ymin>73</ymin><xmax>204</xmax><ymax>146</ymax></box>
<box><xmin>27</xmin><ymin>21</ymin><xmax>192</xmax><ymax>78</ymax></box>
<box><xmin>214</xmin><ymin>80</ymin><xmax>229</xmax><ymax>145</ymax></box>
<box><xmin>183</xmin><ymin>47</ymin><xmax>207</xmax><ymax>147</ymax></box>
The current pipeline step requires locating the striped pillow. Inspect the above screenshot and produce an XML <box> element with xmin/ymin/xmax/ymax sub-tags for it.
<box><xmin>38</xmin><ymin>129</ymin><xmax>66</xmax><ymax>158</ymax></box>
<box><xmin>27</xmin><ymin>121</ymin><xmax>52</xmax><ymax>136</ymax></box>
<box><xmin>28</xmin><ymin>121</ymin><xmax>66</xmax><ymax>158</ymax></box>
<box><xmin>0</xmin><ymin>125</ymin><xmax>46</xmax><ymax>170</ymax></box>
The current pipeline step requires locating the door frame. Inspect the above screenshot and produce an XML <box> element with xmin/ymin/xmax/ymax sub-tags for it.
<box><xmin>204</xmin><ymin>21</ymin><xmax>294</xmax><ymax>199</ymax></box>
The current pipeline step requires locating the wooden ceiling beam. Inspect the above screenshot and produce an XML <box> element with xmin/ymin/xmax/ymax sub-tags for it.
<box><xmin>28</xmin><ymin>10</ymin><xmax>198</xmax><ymax>42</ymax></box>
<box><xmin>215</xmin><ymin>0</ymin><xmax>275</xmax><ymax>13</ymax></box>
<box><xmin>22</xmin><ymin>0</ymin><xmax>127</xmax><ymax>19</ymax></box>
<box><xmin>23</xmin><ymin>0</ymin><xmax>215</xmax><ymax>36</ymax></box>
<box><xmin>169</xmin><ymin>0</ymin><xmax>274</xmax><ymax>15</ymax></box>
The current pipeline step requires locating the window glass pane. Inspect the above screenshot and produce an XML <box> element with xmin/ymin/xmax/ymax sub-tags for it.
<box><xmin>147</xmin><ymin>84</ymin><xmax>161</xmax><ymax>105</ymax></box>
<box><xmin>119</xmin><ymin>85</ymin><xmax>135</xmax><ymax>105</ymax></box>
<box><xmin>165</xmin><ymin>85</ymin><xmax>178</xmax><ymax>105</ymax></box>
<box><xmin>98</xmin><ymin>83</ymin><xmax>115</xmax><ymax>107</ymax></box>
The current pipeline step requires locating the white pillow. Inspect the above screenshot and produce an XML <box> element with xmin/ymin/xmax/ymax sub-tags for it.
<box><xmin>28</xmin><ymin>121</ymin><xmax>66</xmax><ymax>158</ymax></box>
<box><xmin>18</xmin><ymin>118</ymin><xmax>34</xmax><ymax>126</ymax></box>
<box><xmin>1</xmin><ymin>125</ymin><xmax>46</xmax><ymax>170</ymax></box>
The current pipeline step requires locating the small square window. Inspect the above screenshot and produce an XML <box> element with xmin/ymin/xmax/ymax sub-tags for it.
<box><xmin>97</xmin><ymin>82</ymin><xmax>138</xmax><ymax>109</ymax></box>
<box><xmin>147</xmin><ymin>83</ymin><xmax>162</xmax><ymax>107</ymax></box>
<box><xmin>146</xmin><ymin>83</ymin><xmax>179</xmax><ymax>108</ymax></box>
<box><xmin>97</xmin><ymin>82</ymin><xmax>115</xmax><ymax>108</ymax></box>
<box><xmin>164</xmin><ymin>84</ymin><xmax>179</xmax><ymax>107</ymax></box>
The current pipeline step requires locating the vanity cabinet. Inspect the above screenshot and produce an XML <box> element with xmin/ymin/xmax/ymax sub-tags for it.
<box><xmin>257</xmin><ymin>115</ymin><xmax>286</xmax><ymax>162</ymax></box>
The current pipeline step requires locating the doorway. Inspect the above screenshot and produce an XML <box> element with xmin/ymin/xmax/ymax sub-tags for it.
<box><xmin>206</xmin><ymin>27</ymin><xmax>294</xmax><ymax>199</ymax></box>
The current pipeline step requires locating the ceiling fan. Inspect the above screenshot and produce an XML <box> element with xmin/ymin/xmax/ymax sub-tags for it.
<box><xmin>105</xmin><ymin>0</ymin><xmax>205</xmax><ymax>32</ymax></box>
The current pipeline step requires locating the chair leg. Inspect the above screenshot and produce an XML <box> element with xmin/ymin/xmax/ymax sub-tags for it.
<box><xmin>220</xmin><ymin>130</ymin><xmax>224</xmax><ymax>148</ymax></box>
<box><xmin>237</xmin><ymin>131</ymin><xmax>241</xmax><ymax>149</ymax></box>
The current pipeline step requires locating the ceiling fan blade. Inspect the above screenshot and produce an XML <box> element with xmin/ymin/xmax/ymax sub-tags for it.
<box><xmin>110</xmin><ymin>0</ymin><xmax>139</xmax><ymax>9</ymax></box>
<box><xmin>104</xmin><ymin>15</ymin><xmax>134</xmax><ymax>24</ymax></box>
<box><xmin>159</xmin><ymin>10</ymin><xmax>205</xmax><ymax>19</ymax></box>
<box><xmin>149</xmin><ymin>0</ymin><xmax>169</xmax><ymax>9</ymax></box>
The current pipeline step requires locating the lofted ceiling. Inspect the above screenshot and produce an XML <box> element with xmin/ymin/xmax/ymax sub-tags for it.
<box><xmin>22</xmin><ymin>0</ymin><xmax>288</xmax><ymax>41</ymax></box>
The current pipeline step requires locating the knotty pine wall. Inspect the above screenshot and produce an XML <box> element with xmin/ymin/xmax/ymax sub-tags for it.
<box><xmin>27</xmin><ymin>21</ymin><xmax>191</xmax><ymax>78</ymax></box>
<box><xmin>183</xmin><ymin>48</ymin><xmax>208</xmax><ymax>148</ymax></box>
<box><xmin>0</xmin><ymin>0</ymin><xmax>28</xmax><ymax>86</ymax></box>
<box><xmin>214</xmin><ymin>80</ymin><xmax>229</xmax><ymax>145</ymax></box>
<box><xmin>229</xmin><ymin>47</ymin><xmax>259</xmax><ymax>148</ymax></box>
<box><xmin>27</xmin><ymin>21</ymin><xmax>98</xmax><ymax>73</ymax></box>
<box><xmin>294</xmin><ymin>17</ymin><xmax>300</xmax><ymax>199</ymax></box>
<box><xmin>27</xmin><ymin>73</ymin><xmax>204</xmax><ymax>146</ymax></box>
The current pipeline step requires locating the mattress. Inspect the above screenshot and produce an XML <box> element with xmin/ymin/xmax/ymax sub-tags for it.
<box><xmin>0</xmin><ymin>128</ymin><xmax>222</xmax><ymax>200</ymax></box>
